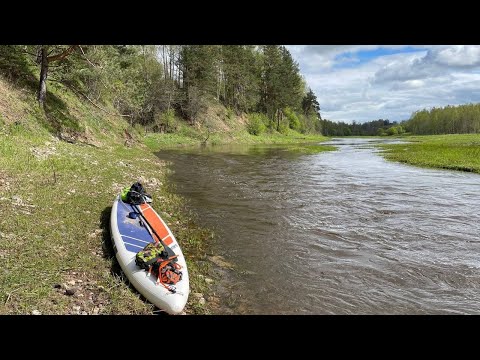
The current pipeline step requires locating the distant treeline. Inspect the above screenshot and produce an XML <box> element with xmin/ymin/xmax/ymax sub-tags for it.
<box><xmin>0</xmin><ymin>45</ymin><xmax>322</xmax><ymax>135</ymax></box>
<box><xmin>320</xmin><ymin>118</ymin><xmax>404</xmax><ymax>136</ymax></box>
<box><xmin>321</xmin><ymin>102</ymin><xmax>480</xmax><ymax>137</ymax></box>
<box><xmin>404</xmin><ymin>103</ymin><xmax>480</xmax><ymax>135</ymax></box>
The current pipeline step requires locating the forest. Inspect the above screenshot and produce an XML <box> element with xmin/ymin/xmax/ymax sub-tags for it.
<box><xmin>320</xmin><ymin>118</ymin><xmax>405</xmax><ymax>136</ymax></box>
<box><xmin>0</xmin><ymin>45</ymin><xmax>322</xmax><ymax>136</ymax></box>
<box><xmin>404</xmin><ymin>104</ymin><xmax>480</xmax><ymax>135</ymax></box>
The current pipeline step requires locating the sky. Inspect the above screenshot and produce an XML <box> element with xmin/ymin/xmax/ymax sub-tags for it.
<box><xmin>286</xmin><ymin>45</ymin><xmax>480</xmax><ymax>123</ymax></box>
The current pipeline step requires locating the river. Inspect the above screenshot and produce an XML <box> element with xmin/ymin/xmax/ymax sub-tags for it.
<box><xmin>156</xmin><ymin>138</ymin><xmax>480</xmax><ymax>314</ymax></box>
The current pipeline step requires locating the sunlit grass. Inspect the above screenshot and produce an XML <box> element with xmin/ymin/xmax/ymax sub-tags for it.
<box><xmin>378</xmin><ymin>134</ymin><xmax>480</xmax><ymax>173</ymax></box>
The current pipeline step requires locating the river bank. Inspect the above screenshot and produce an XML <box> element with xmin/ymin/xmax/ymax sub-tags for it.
<box><xmin>378</xmin><ymin>134</ymin><xmax>480</xmax><ymax>173</ymax></box>
<box><xmin>0</xmin><ymin>112</ymin><xmax>332</xmax><ymax>315</ymax></box>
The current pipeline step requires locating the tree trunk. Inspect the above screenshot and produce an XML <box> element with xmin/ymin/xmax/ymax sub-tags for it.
<box><xmin>38</xmin><ymin>46</ymin><xmax>48</xmax><ymax>106</ymax></box>
<box><xmin>276</xmin><ymin>109</ymin><xmax>280</xmax><ymax>132</ymax></box>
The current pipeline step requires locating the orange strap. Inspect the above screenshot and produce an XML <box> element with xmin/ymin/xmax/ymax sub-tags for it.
<box><xmin>155</xmin><ymin>256</ymin><xmax>182</xmax><ymax>288</ymax></box>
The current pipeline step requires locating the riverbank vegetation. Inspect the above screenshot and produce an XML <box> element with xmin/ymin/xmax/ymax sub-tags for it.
<box><xmin>0</xmin><ymin>45</ymin><xmax>323</xmax><ymax>142</ymax></box>
<box><xmin>379</xmin><ymin>134</ymin><xmax>480</xmax><ymax>173</ymax></box>
<box><xmin>0</xmin><ymin>45</ymin><xmax>331</xmax><ymax>315</ymax></box>
<box><xmin>0</xmin><ymin>77</ymin><xmax>217</xmax><ymax>314</ymax></box>
<box><xmin>404</xmin><ymin>103</ymin><xmax>480</xmax><ymax>135</ymax></box>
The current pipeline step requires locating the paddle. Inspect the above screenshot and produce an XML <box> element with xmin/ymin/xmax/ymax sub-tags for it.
<box><xmin>130</xmin><ymin>198</ymin><xmax>178</xmax><ymax>262</ymax></box>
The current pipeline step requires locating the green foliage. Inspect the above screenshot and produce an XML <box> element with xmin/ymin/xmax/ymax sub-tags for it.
<box><xmin>387</xmin><ymin>126</ymin><xmax>398</xmax><ymax>136</ymax></box>
<box><xmin>246</xmin><ymin>113</ymin><xmax>267</xmax><ymax>135</ymax></box>
<box><xmin>321</xmin><ymin>118</ymin><xmax>401</xmax><ymax>136</ymax></box>
<box><xmin>406</xmin><ymin>103</ymin><xmax>480</xmax><ymax>135</ymax></box>
<box><xmin>302</xmin><ymin>88</ymin><xmax>321</xmax><ymax>118</ymax></box>
<box><xmin>278</xmin><ymin>122</ymin><xmax>290</xmax><ymax>135</ymax></box>
<box><xmin>226</xmin><ymin>106</ymin><xmax>235</xmax><ymax>120</ymax></box>
<box><xmin>260</xmin><ymin>46</ymin><xmax>304</xmax><ymax>119</ymax></box>
<box><xmin>379</xmin><ymin>134</ymin><xmax>480</xmax><ymax>173</ymax></box>
<box><xmin>284</xmin><ymin>107</ymin><xmax>301</xmax><ymax>131</ymax></box>
<box><xmin>153</xmin><ymin>109</ymin><xmax>178</xmax><ymax>133</ymax></box>
<box><xmin>0</xmin><ymin>44</ymin><xmax>323</xmax><ymax>138</ymax></box>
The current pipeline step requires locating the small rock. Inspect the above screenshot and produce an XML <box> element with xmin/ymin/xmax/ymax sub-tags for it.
<box><xmin>80</xmin><ymin>311</ymin><xmax>88</xmax><ymax>315</ymax></box>
<box><xmin>12</xmin><ymin>196</ymin><xmax>23</xmax><ymax>205</ymax></box>
<box><xmin>65</xmin><ymin>288</ymin><xmax>76</xmax><ymax>296</ymax></box>
<box><xmin>192</xmin><ymin>292</ymin><xmax>203</xmax><ymax>299</ymax></box>
<box><xmin>77</xmin><ymin>293</ymin><xmax>84</xmax><ymax>298</ymax></box>
<box><xmin>77</xmin><ymin>280</ymin><xmax>83</xmax><ymax>283</ymax></box>
<box><xmin>93</xmin><ymin>307</ymin><xmax>100</xmax><ymax>315</ymax></box>
<box><xmin>198</xmin><ymin>298</ymin><xmax>206</xmax><ymax>306</ymax></box>
<box><xmin>67</xmin><ymin>280</ymin><xmax>76</xmax><ymax>286</ymax></box>
<box><xmin>205</xmin><ymin>278</ymin><xmax>214</xmax><ymax>284</ymax></box>
<box><xmin>32</xmin><ymin>310</ymin><xmax>42</xmax><ymax>315</ymax></box>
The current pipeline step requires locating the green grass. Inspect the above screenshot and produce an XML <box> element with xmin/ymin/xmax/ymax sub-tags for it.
<box><xmin>0</xmin><ymin>74</ymin><xmax>217</xmax><ymax>314</ymax></box>
<box><xmin>0</xmin><ymin>131</ymin><xmax>215</xmax><ymax>314</ymax></box>
<box><xmin>378</xmin><ymin>134</ymin><xmax>480</xmax><ymax>173</ymax></box>
<box><xmin>144</xmin><ymin>126</ymin><xmax>331</xmax><ymax>151</ymax></box>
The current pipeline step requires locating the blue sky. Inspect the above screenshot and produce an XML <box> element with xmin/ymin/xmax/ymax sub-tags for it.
<box><xmin>286</xmin><ymin>45</ymin><xmax>480</xmax><ymax>123</ymax></box>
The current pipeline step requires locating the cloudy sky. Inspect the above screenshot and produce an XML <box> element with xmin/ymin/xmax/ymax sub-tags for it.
<box><xmin>286</xmin><ymin>45</ymin><xmax>480</xmax><ymax>123</ymax></box>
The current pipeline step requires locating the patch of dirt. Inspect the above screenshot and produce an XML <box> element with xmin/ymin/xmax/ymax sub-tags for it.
<box><xmin>202</xmin><ymin>105</ymin><xmax>231</xmax><ymax>133</ymax></box>
<box><xmin>30</xmin><ymin>141</ymin><xmax>58</xmax><ymax>160</ymax></box>
<box><xmin>54</xmin><ymin>270</ymin><xmax>111</xmax><ymax>315</ymax></box>
<box><xmin>0</xmin><ymin>171</ymin><xmax>13</xmax><ymax>193</ymax></box>
<box><xmin>236</xmin><ymin>113</ymin><xmax>248</xmax><ymax>126</ymax></box>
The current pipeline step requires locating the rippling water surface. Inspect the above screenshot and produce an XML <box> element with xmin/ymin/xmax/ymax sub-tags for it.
<box><xmin>156</xmin><ymin>138</ymin><xmax>480</xmax><ymax>314</ymax></box>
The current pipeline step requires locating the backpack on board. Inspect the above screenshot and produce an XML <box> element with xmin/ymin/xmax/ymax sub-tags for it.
<box><xmin>135</xmin><ymin>242</ymin><xmax>182</xmax><ymax>290</ymax></box>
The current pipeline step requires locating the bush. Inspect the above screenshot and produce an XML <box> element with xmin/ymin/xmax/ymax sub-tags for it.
<box><xmin>246</xmin><ymin>113</ymin><xmax>267</xmax><ymax>135</ymax></box>
<box><xmin>278</xmin><ymin>123</ymin><xmax>290</xmax><ymax>134</ymax></box>
<box><xmin>377</xmin><ymin>128</ymin><xmax>387</xmax><ymax>136</ymax></box>
<box><xmin>284</xmin><ymin>107</ymin><xmax>301</xmax><ymax>131</ymax></box>
<box><xmin>226</xmin><ymin>106</ymin><xmax>235</xmax><ymax>120</ymax></box>
<box><xmin>153</xmin><ymin>109</ymin><xmax>178</xmax><ymax>133</ymax></box>
<box><xmin>387</xmin><ymin>126</ymin><xmax>399</xmax><ymax>136</ymax></box>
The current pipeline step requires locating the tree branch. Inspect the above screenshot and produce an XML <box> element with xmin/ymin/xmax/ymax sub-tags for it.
<box><xmin>78</xmin><ymin>45</ymin><xmax>101</xmax><ymax>68</ymax></box>
<box><xmin>47</xmin><ymin>45</ymin><xmax>78</xmax><ymax>63</ymax></box>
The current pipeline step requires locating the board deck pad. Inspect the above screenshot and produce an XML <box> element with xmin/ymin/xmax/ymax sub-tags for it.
<box><xmin>116</xmin><ymin>200</ymin><xmax>156</xmax><ymax>253</ymax></box>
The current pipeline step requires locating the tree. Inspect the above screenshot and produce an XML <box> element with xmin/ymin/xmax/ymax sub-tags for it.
<box><xmin>36</xmin><ymin>45</ymin><xmax>78</xmax><ymax>106</ymax></box>
<box><xmin>302</xmin><ymin>88</ymin><xmax>321</xmax><ymax>119</ymax></box>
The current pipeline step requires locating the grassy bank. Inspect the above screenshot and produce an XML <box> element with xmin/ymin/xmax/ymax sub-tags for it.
<box><xmin>378</xmin><ymin>134</ymin><xmax>480</xmax><ymax>173</ymax></box>
<box><xmin>0</xmin><ymin>124</ymin><xmax>217</xmax><ymax>314</ymax></box>
<box><xmin>0</xmin><ymin>76</ymin><xmax>333</xmax><ymax>315</ymax></box>
<box><xmin>143</xmin><ymin>123</ymin><xmax>331</xmax><ymax>151</ymax></box>
<box><xmin>0</xmin><ymin>76</ymin><xmax>218</xmax><ymax>314</ymax></box>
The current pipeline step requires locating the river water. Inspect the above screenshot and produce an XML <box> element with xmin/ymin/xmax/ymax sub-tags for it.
<box><xmin>156</xmin><ymin>138</ymin><xmax>480</xmax><ymax>314</ymax></box>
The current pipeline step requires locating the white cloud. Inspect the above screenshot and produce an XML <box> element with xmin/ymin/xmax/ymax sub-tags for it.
<box><xmin>288</xmin><ymin>45</ymin><xmax>480</xmax><ymax>123</ymax></box>
<box><xmin>426</xmin><ymin>45</ymin><xmax>480</xmax><ymax>67</ymax></box>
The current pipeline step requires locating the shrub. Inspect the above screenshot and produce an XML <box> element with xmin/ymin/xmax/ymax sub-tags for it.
<box><xmin>284</xmin><ymin>107</ymin><xmax>301</xmax><ymax>131</ymax></box>
<box><xmin>246</xmin><ymin>113</ymin><xmax>267</xmax><ymax>135</ymax></box>
<box><xmin>387</xmin><ymin>126</ymin><xmax>399</xmax><ymax>136</ymax></box>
